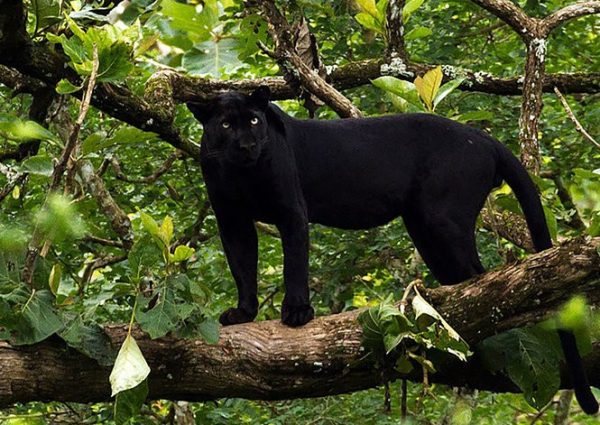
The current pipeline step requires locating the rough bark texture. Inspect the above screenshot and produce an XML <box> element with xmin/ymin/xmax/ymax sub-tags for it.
<box><xmin>518</xmin><ymin>37</ymin><xmax>546</xmax><ymax>175</ymax></box>
<box><xmin>1</xmin><ymin>238</ymin><xmax>599</xmax><ymax>406</ymax></box>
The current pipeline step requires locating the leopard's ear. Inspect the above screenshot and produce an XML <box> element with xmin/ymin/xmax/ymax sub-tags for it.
<box><xmin>249</xmin><ymin>86</ymin><xmax>271</xmax><ymax>110</ymax></box>
<box><xmin>186</xmin><ymin>101</ymin><xmax>212</xmax><ymax>123</ymax></box>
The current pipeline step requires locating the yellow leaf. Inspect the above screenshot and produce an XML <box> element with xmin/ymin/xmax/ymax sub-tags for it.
<box><xmin>49</xmin><ymin>263</ymin><xmax>61</xmax><ymax>296</ymax></box>
<box><xmin>160</xmin><ymin>215</ymin><xmax>174</xmax><ymax>246</ymax></box>
<box><xmin>414</xmin><ymin>66</ymin><xmax>443</xmax><ymax>111</ymax></box>
<box><xmin>355</xmin><ymin>0</ymin><xmax>378</xmax><ymax>18</ymax></box>
<box><xmin>11</xmin><ymin>185</ymin><xmax>20</xmax><ymax>199</ymax></box>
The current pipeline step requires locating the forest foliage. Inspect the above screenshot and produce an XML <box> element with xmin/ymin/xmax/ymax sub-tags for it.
<box><xmin>1</xmin><ymin>0</ymin><xmax>599</xmax><ymax>423</ymax></box>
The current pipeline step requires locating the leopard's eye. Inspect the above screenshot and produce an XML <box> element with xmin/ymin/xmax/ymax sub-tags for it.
<box><xmin>222</xmin><ymin>122</ymin><xmax>230</xmax><ymax>129</ymax></box>
<box><xmin>250</xmin><ymin>117</ymin><xmax>259</xmax><ymax>126</ymax></box>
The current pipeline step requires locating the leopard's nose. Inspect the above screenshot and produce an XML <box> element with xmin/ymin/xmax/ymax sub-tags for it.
<box><xmin>240</xmin><ymin>141</ymin><xmax>256</xmax><ymax>152</ymax></box>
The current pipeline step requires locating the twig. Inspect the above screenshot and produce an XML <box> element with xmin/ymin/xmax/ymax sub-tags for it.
<box><xmin>21</xmin><ymin>45</ymin><xmax>100</xmax><ymax>285</ymax></box>
<box><xmin>80</xmin><ymin>253</ymin><xmax>127</xmax><ymax>292</ymax></box>
<box><xmin>108</xmin><ymin>151</ymin><xmax>184</xmax><ymax>184</ymax></box>
<box><xmin>554</xmin><ymin>86</ymin><xmax>600</xmax><ymax>150</ymax></box>
<box><xmin>82</xmin><ymin>235</ymin><xmax>125</xmax><ymax>248</ymax></box>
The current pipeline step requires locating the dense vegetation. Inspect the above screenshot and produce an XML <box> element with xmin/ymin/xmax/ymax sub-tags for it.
<box><xmin>0</xmin><ymin>0</ymin><xmax>599</xmax><ymax>423</ymax></box>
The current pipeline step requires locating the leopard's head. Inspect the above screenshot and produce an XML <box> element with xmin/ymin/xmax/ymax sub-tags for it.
<box><xmin>187</xmin><ymin>86</ymin><xmax>274</xmax><ymax>167</ymax></box>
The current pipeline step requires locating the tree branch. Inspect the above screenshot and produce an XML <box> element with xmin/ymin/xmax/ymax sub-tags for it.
<box><xmin>1</xmin><ymin>237</ymin><xmax>599</xmax><ymax>406</ymax></box>
<box><xmin>469</xmin><ymin>0</ymin><xmax>536</xmax><ymax>38</ymax></box>
<box><xmin>541</xmin><ymin>1</ymin><xmax>600</xmax><ymax>35</ymax></box>
<box><xmin>256</xmin><ymin>0</ymin><xmax>362</xmax><ymax>118</ymax></box>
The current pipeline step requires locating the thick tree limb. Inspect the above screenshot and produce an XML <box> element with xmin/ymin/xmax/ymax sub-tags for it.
<box><xmin>469</xmin><ymin>0</ymin><xmax>536</xmax><ymax>38</ymax></box>
<box><xmin>541</xmin><ymin>1</ymin><xmax>600</xmax><ymax>34</ymax></box>
<box><xmin>1</xmin><ymin>237</ymin><xmax>599</xmax><ymax>406</ymax></box>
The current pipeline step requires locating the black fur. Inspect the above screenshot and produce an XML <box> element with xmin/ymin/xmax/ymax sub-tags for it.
<box><xmin>187</xmin><ymin>88</ymin><xmax>597</xmax><ymax>414</ymax></box>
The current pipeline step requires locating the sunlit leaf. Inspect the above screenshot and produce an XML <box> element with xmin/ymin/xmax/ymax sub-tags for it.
<box><xmin>433</xmin><ymin>78</ymin><xmax>465</xmax><ymax>109</ymax></box>
<box><xmin>171</xmin><ymin>245</ymin><xmax>195</xmax><ymax>263</ymax></box>
<box><xmin>48</xmin><ymin>264</ymin><xmax>61</xmax><ymax>296</ymax></box>
<box><xmin>109</xmin><ymin>334</ymin><xmax>151</xmax><ymax>396</ymax></box>
<box><xmin>372</xmin><ymin>76</ymin><xmax>422</xmax><ymax>110</ymax></box>
<box><xmin>414</xmin><ymin>66</ymin><xmax>443</xmax><ymax>111</ymax></box>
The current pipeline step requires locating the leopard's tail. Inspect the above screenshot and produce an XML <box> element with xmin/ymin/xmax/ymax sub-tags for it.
<box><xmin>496</xmin><ymin>144</ymin><xmax>598</xmax><ymax>415</ymax></box>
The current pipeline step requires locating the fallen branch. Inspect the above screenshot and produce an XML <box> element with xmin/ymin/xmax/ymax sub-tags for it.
<box><xmin>1</xmin><ymin>237</ymin><xmax>599</xmax><ymax>406</ymax></box>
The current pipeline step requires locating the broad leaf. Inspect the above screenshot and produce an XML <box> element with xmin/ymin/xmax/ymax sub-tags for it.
<box><xmin>198</xmin><ymin>318</ymin><xmax>220</xmax><ymax>344</ymax></box>
<box><xmin>31</xmin><ymin>0</ymin><xmax>61</xmax><ymax>32</ymax></box>
<box><xmin>412</xmin><ymin>293</ymin><xmax>461</xmax><ymax>341</ymax></box>
<box><xmin>433</xmin><ymin>78</ymin><xmax>465</xmax><ymax>109</ymax></box>
<box><xmin>372</xmin><ymin>77</ymin><xmax>422</xmax><ymax>110</ymax></box>
<box><xmin>20</xmin><ymin>155</ymin><xmax>54</xmax><ymax>177</ymax></box>
<box><xmin>405</xmin><ymin>26</ymin><xmax>432</xmax><ymax>40</ymax></box>
<box><xmin>414</xmin><ymin>66</ymin><xmax>443</xmax><ymax>111</ymax></box>
<box><xmin>13</xmin><ymin>290</ymin><xmax>63</xmax><ymax>345</ymax></box>
<box><xmin>171</xmin><ymin>245</ymin><xmax>195</xmax><ymax>263</ymax></box>
<box><xmin>480</xmin><ymin>327</ymin><xmax>562</xmax><ymax>409</ymax></box>
<box><xmin>403</xmin><ymin>0</ymin><xmax>426</xmax><ymax>19</ymax></box>
<box><xmin>114</xmin><ymin>380</ymin><xmax>148</xmax><ymax>425</ymax></box>
<box><xmin>48</xmin><ymin>264</ymin><xmax>61</xmax><ymax>296</ymax></box>
<box><xmin>59</xmin><ymin>316</ymin><xmax>116</xmax><ymax>366</ymax></box>
<box><xmin>56</xmin><ymin>79</ymin><xmax>82</xmax><ymax>94</ymax></box>
<box><xmin>136</xmin><ymin>291</ymin><xmax>178</xmax><ymax>339</ymax></box>
<box><xmin>109</xmin><ymin>334</ymin><xmax>151</xmax><ymax>396</ymax></box>
<box><xmin>182</xmin><ymin>38</ymin><xmax>243</xmax><ymax>77</ymax></box>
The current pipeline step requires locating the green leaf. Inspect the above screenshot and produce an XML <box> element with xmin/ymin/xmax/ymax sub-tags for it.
<box><xmin>557</xmin><ymin>296</ymin><xmax>593</xmax><ymax>355</ymax></box>
<box><xmin>13</xmin><ymin>290</ymin><xmax>64</xmax><ymax>345</ymax></box>
<box><xmin>82</xmin><ymin>127</ymin><xmax>158</xmax><ymax>155</ymax></box>
<box><xmin>405</xmin><ymin>26</ymin><xmax>432</xmax><ymax>40</ymax></box>
<box><xmin>160</xmin><ymin>0</ymin><xmax>218</xmax><ymax>36</ymax></box>
<box><xmin>542</xmin><ymin>205</ymin><xmax>558</xmax><ymax>241</ymax></box>
<box><xmin>128</xmin><ymin>235</ymin><xmax>163</xmax><ymax>280</ymax></box>
<box><xmin>412</xmin><ymin>293</ymin><xmax>460</xmax><ymax>341</ymax></box>
<box><xmin>20</xmin><ymin>155</ymin><xmax>54</xmax><ymax>177</ymax></box>
<box><xmin>183</xmin><ymin>38</ymin><xmax>244</xmax><ymax>77</ymax></box>
<box><xmin>395</xmin><ymin>356</ymin><xmax>413</xmax><ymax>374</ymax></box>
<box><xmin>48</xmin><ymin>263</ymin><xmax>61</xmax><ymax>296</ymax></box>
<box><xmin>109</xmin><ymin>334</ymin><xmax>151</xmax><ymax>396</ymax></box>
<box><xmin>355</xmin><ymin>0</ymin><xmax>379</xmax><ymax>17</ymax></box>
<box><xmin>56</xmin><ymin>78</ymin><xmax>82</xmax><ymax>94</ymax></box>
<box><xmin>433</xmin><ymin>78</ymin><xmax>465</xmax><ymax>109</ymax></box>
<box><xmin>480</xmin><ymin>327</ymin><xmax>562</xmax><ymax>409</ymax></box>
<box><xmin>403</xmin><ymin>0</ymin><xmax>426</xmax><ymax>19</ymax></box>
<box><xmin>36</xmin><ymin>194</ymin><xmax>86</xmax><ymax>243</ymax></box>
<box><xmin>114</xmin><ymin>380</ymin><xmax>148</xmax><ymax>424</ymax></box>
<box><xmin>171</xmin><ymin>245</ymin><xmax>195</xmax><ymax>263</ymax></box>
<box><xmin>453</xmin><ymin>110</ymin><xmax>495</xmax><ymax>123</ymax></box>
<box><xmin>372</xmin><ymin>77</ymin><xmax>422</xmax><ymax>110</ymax></box>
<box><xmin>48</xmin><ymin>17</ymin><xmax>134</xmax><ymax>83</ymax></box>
<box><xmin>31</xmin><ymin>0</ymin><xmax>61</xmax><ymax>31</ymax></box>
<box><xmin>588</xmin><ymin>212</ymin><xmax>600</xmax><ymax>237</ymax></box>
<box><xmin>59</xmin><ymin>316</ymin><xmax>116</xmax><ymax>366</ymax></box>
<box><xmin>140</xmin><ymin>212</ymin><xmax>161</xmax><ymax>241</ymax></box>
<box><xmin>159</xmin><ymin>216</ymin><xmax>174</xmax><ymax>247</ymax></box>
<box><xmin>355</xmin><ymin>12</ymin><xmax>384</xmax><ymax>35</ymax></box>
<box><xmin>414</xmin><ymin>66</ymin><xmax>443</xmax><ymax>112</ymax></box>
<box><xmin>198</xmin><ymin>318</ymin><xmax>220</xmax><ymax>344</ymax></box>
<box><xmin>6</xmin><ymin>120</ymin><xmax>58</xmax><ymax>142</ymax></box>
<box><xmin>136</xmin><ymin>291</ymin><xmax>178</xmax><ymax>339</ymax></box>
